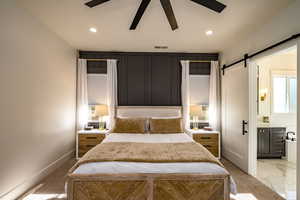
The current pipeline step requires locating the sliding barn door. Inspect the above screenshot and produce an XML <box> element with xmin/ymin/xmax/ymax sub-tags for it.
<box><xmin>222</xmin><ymin>63</ymin><xmax>250</xmax><ymax>173</ymax></box>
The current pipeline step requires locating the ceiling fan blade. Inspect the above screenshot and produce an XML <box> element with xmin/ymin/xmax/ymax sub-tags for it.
<box><xmin>85</xmin><ymin>0</ymin><xmax>111</xmax><ymax>8</ymax></box>
<box><xmin>190</xmin><ymin>0</ymin><xmax>226</xmax><ymax>13</ymax></box>
<box><xmin>160</xmin><ymin>0</ymin><xmax>178</xmax><ymax>31</ymax></box>
<box><xmin>130</xmin><ymin>0</ymin><xmax>151</xmax><ymax>30</ymax></box>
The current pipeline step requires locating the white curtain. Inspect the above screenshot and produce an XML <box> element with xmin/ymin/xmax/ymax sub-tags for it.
<box><xmin>209</xmin><ymin>61</ymin><xmax>221</xmax><ymax>131</ymax></box>
<box><xmin>107</xmin><ymin>59</ymin><xmax>118</xmax><ymax>130</ymax></box>
<box><xmin>77</xmin><ymin>59</ymin><xmax>89</xmax><ymax>130</ymax></box>
<box><xmin>181</xmin><ymin>60</ymin><xmax>190</xmax><ymax>130</ymax></box>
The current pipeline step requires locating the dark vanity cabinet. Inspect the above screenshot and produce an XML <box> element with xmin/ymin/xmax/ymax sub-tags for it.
<box><xmin>257</xmin><ymin>127</ymin><xmax>286</xmax><ymax>158</ymax></box>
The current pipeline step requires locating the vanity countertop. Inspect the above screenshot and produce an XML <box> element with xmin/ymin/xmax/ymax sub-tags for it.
<box><xmin>257</xmin><ymin>123</ymin><xmax>286</xmax><ymax>128</ymax></box>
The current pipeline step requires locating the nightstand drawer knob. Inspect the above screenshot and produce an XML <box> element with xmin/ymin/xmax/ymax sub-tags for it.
<box><xmin>201</xmin><ymin>137</ymin><xmax>211</xmax><ymax>139</ymax></box>
<box><xmin>86</xmin><ymin>136</ymin><xmax>97</xmax><ymax>139</ymax></box>
<box><xmin>203</xmin><ymin>145</ymin><xmax>212</xmax><ymax>148</ymax></box>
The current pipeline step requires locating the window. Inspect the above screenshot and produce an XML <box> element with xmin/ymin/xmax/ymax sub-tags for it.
<box><xmin>190</xmin><ymin>75</ymin><xmax>210</xmax><ymax>106</ymax></box>
<box><xmin>87</xmin><ymin>74</ymin><xmax>107</xmax><ymax>105</ymax></box>
<box><xmin>272</xmin><ymin>74</ymin><xmax>297</xmax><ymax>113</ymax></box>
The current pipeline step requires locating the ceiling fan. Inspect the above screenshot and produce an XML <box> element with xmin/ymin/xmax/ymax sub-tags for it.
<box><xmin>85</xmin><ymin>0</ymin><xmax>226</xmax><ymax>31</ymax></box>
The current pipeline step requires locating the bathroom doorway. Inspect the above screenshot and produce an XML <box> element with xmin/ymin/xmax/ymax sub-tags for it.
<box><xmin>255</xmin><ymin>46</ymin><xmax>297</xmax><ymax>199</ymax></box>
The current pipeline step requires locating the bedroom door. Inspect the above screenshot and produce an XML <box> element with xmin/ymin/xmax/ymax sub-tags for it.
<box><xmin>222</xmin><ymin>62</ymin><xmax>255</xmax><ymax>173</ymax></box>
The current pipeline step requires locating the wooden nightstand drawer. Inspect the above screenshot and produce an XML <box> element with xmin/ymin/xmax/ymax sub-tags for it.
<box><xmin>79</xmin><ymin>134</ymin><xmax>105</xmax><ymax>142</ymax></box>
<box><xmin>201</xmin><ymin>143</ymin><xmax>218</xmax><ymax>149</ymax></box>
<box><xmin>198</xmin><ymin>141</ymin><xmax>218</xmax><ymax>146</ymax></box>
<box><xmin>193</xmin><ymin>134</ymin><xmax>218</xmax><ymax>142</ymax></box>
<box><xmin>192</xmin><ymin>132</ymin><xmax>220</xmax><ymax>158</ymax></box>
<box><xmin>77</xmin><ymin>133</ymin><xmax>106</xmax><ymax>158</ymax></box>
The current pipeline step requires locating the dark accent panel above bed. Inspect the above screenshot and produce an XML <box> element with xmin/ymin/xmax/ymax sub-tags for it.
<box><xmin>79</xmin><ymin>51</ymin><xmax>218</xmax><ymax>106</ymax></box>
<box><xmin>151</xmin><ymin>56</ymin><xmax>171</xmax><ymax>105</ymax></box>
<box><xmin>126</xmin><ymin>55</ymin><xmax>149</xmax><ymax>105</ymax></box>
<box><xmin>150</xmin><ymin>56</ymin><xmax>182</xmax><ymax>106</ymax></box>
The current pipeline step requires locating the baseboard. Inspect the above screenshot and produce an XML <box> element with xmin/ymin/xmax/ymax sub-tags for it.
<box><xmin>0</xmin><ymin>150</ymin><xmax>74</xmax><ymax>200</ymax></box>
<box><xmin>222</xmin><ymin>148</ymin><xmax>248</xmax><ymax>173</ymax></box>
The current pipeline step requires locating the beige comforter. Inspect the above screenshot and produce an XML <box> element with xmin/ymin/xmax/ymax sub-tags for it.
<box><xmin>67</xmin><ymin>141</ymin><xmax>231</xmax><ymax>200</ymax></box>
<box><xmin>70</xmin><ymin>141</ymin><xmax>222</xmax><ymax>173</ymax></box>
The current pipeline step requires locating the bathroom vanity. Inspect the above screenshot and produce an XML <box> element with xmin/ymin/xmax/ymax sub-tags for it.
<box><xmin>257</xmin><ymin>127</ymin><xmax>286</xmax><ymax>158</ymax></box>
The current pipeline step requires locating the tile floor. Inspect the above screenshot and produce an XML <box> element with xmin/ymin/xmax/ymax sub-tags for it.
<box><xmin>256</xmin><ymin>159</ymin><xmax>296</xmax><ymax>200</ymax></box>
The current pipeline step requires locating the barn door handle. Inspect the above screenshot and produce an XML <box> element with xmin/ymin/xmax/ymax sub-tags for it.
<box><xmin>242</xmin><ymin>120</ymin><xmax>248</xmax><ymax>135</ymax></box>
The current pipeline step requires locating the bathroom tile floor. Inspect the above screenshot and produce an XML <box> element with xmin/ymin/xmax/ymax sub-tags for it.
<box><xmin>256</xmin><ymin>159</ymin><xmax>296</xmax><ymax>200</ymax></box>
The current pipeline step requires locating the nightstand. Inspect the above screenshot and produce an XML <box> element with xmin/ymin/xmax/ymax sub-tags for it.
<box><xmin>188</xmin><ymin>129</ymin><xmax>221</xmax><ymax>159</ymax></box>
<box><xmin>76</xmin><ymin>129</ymin><xmax>108</xmax><ymax>159</ymax></box>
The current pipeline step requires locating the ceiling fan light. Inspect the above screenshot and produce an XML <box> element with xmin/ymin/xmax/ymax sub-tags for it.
<box><xmin>206</xmin><ymin>30</ymin><xmax>213</xmax><ymax>35</ymax></box>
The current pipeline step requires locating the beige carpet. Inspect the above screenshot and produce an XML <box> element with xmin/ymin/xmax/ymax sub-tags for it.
<box><xmin>20</xmin><ymin>158</ymin><xmax>284</xmax><ymax>200</ymax></box>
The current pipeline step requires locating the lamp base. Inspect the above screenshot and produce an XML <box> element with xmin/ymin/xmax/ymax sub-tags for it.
<box><xmin>98</xmin><ymin>121</ymin><xmax>105</xmax><ymax>130</ymax></box>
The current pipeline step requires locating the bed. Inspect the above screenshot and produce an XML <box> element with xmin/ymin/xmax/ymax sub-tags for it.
<box><xmin>67</xmin><ymin>107</ymin><xmax>236</xmax><ymax>200</ymax></box>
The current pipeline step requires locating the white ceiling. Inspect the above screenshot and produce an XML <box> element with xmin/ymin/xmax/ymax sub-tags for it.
<box><xmin>17</xmin><ymin>0</ymin><xmax>294</xmax><ymax>53</ymax></box>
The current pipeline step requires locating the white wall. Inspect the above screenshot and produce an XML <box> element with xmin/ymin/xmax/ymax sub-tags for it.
<box><xmin>220</xmin><ymin>1</ymin><xmax>300</xmax><ymax>198</ymax></box>
<box><xmin>0</xmin><ymin>0</ymin><xmax>77</xmax><ymax>199</ymax></box>
<box><xmin>221</xmin><ymin>0</ymin><xmax>300</xmax><ymax>64</ymax></box>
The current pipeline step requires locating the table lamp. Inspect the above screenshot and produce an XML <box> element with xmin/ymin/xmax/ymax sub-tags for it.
<box><xmin>94</xmin><ymin>105</ymin><xmax>108</xmax><ymax>130</ymax></box>
<box><xmin>190</xmin><ymin>105</ymin><xmax>202</xmax><ymax>130</ymax></box>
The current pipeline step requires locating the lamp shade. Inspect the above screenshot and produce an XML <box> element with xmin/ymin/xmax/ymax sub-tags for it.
<box><xmin>94</xmin><ymin>105</ymin><xmax>108</xmax><ymax>117</ymax></box>
<box><xmin>190</xmin><ymin>105</ymin><xmax>209</xmax><ymax>120</ymax></box>
<box><xmin>190</xmin><ymin>105</ymin><xmax>202</xmax><ymax>117</ymax></box>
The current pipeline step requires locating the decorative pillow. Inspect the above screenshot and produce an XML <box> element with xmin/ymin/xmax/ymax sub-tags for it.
<box><xmin>149</xmin><ymin>118</ymin><xmax>183</xmax><ymax>134</ymax></box>
<box><xmin>112</xmin><ymin>118</ymin><xmax>146</xmax><ymax>133</ymax></box>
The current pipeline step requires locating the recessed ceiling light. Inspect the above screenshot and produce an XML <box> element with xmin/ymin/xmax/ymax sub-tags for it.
<box><xmin>89</xmin><ymin>27</ymin><xmax>97</xmax><ymax>33</ymax></box>
<box><xmin>206</xmin><ymin>30</ymin><xmax>213</xmax><ymax>36</ymax></box>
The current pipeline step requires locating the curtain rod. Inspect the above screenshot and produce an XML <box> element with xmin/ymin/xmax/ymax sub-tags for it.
<box><xmin>189</xmin><ymin>60</ymin><xmax>212</xmax><ymax>63</ymax></box>
<box><xmin>86</xmin><ymin>59</ymin><xmax>118</xmax><ymax>61</ymax></box>
<box><xmin>222</xmin><ymin>33</ymin><xmax>300</xmax><ymax>75</ymax></box>
<box><xmin>86</xmin><ymin>59</ymin><xmax>212</xmax><ymax>63</ymax></box>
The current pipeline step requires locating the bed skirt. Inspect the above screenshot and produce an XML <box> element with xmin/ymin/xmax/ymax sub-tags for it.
<box><xmin>67</xmin><ymin>173</ymin><xmax>230</xmax><ymax>200</ymax></box>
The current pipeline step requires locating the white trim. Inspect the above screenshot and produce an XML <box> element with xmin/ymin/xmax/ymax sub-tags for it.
<box><xmin>87</xmin><ymin>74</ymin><xmax>107</xmax><ymax>77</ymax></box>
<box><xmin>296</xmin><ymin>39</ymin><xmax>300</xmax><ymax>200</ymax></box>
<box><xmin>0</xmin><ymin>150</ymin><xmax>74</xmax><ymax>200</ymax></box>
<box><xmin>190</xmin><ymin>74</ymin><xmax>210</xmax><ymax>78</ymax></box>
<box><xmin>248</xmin><ymin>61</ymin><xmax>258</xmax><ymax>176</ymax></box>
